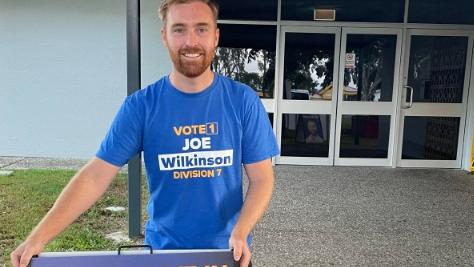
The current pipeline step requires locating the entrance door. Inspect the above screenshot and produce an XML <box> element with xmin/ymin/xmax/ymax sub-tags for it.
<box><xmin>397</xmin><ymin>30</ymin><xmax>473</xmax><ymax>168</ymax></box>
<box><xmin>276</xmin><ymin>26</ymin><xmax>340</xmax><ymax>165</ymax></box>
<box><xmin>334</xmin><ymin>28</ymin><xmax>402</xmax><ymax>166</ymax></box>
<box><xmin>276</xmin><ymin>26</ymin><xmax>402</xmax><ymax>166</ymax></box>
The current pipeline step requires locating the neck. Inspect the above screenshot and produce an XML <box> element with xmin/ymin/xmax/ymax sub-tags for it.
<box><xmin>169</xmin><ymin>69</ymin><xmax>215</xmax><ymax>93</ymax></box>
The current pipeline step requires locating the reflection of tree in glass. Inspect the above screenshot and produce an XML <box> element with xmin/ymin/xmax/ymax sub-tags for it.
<box><xmin>211</xmin><ymin>47</ymin><xmax>275</xmax><ymax>98</ymax></box>
<box><xmin>344</xmin><ymin>40</ymin><xmax>385</xmax><ymax>101</ymax></box>
<box><xmin>284</xmin><ymin>48</ymin><xmax>332</xmax><ymax>96</ymax></box>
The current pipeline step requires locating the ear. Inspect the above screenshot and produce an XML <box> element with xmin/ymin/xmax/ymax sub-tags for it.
<box><xmin>161</xmin><ymin>27</ymin><xmax>168</xmax><ymax>48</ymax></box>
<box><xmin>214</xmin><ymin>27</ymin><xmax>220</xmax><ymax>48</ymax></box>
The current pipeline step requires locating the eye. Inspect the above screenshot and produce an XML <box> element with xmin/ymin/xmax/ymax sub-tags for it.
<box><xmin>197</xmin><ymin>27</ymin><xmax>208</xmax><ymax>33</ymax></box>
<box><xmin>173</xmin><ymin>27</ymin><xmax>184</xmax><ymax>33</ymax></box>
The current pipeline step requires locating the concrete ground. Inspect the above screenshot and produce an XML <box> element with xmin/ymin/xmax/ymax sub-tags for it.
<box><xmin>1</xmin><ymin>157</ymin><xmax>473</xmax><ymax>266</ymax></box>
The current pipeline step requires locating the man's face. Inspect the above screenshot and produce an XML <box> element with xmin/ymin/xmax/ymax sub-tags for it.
<box><xmin>307</xmin><ymin>121</ymin><xmax>318</xmax><ymax>135</ymax></box>
<box><xmin>161</xmin><ymin>1</ymin><xmax>219</xmax><ymax>78</ymax></box>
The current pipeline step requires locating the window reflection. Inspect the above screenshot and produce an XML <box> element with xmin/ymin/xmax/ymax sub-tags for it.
<box><xmin>212</xmin><ymin>24</ymin><xmax>276</xmax><ymax>98</ymax></box>
<box><xmin>407</xmin><ymin>36</ymin><xmax>467</xmax><ymax>103</ymax></box>
<box><xmin>283</xmin><ymin>33</ymin><xmax>335</xmax><ymax>101</ymax></box>
<box><xmin>281</xmin><ymin>0</ymin><xmax>404</xmax><ymax>22</ymax></box>
<box><xmin>281</xmin><ymin>114</ymin><xmax>330</xmax><ymax>157</ymax></box>
<box><xmin>402</xmin><ymin>116</ymin><xmax>460</xmax><ymax>160</ymax></box>
<box><xmin>268</xmin><ymin>113</ymin><xmax>274</xmax><ymax>128</ymax></box>
<box><xmin>213</xmin><ymin>48</ymin><xmax>275</xmax><ymax>98</ymax></box>
<box><xmin>339</xmin><ymin>115</ymin><xmax>390</xmax><ymax>158</ymax></box>
<box><xmin>344</xmin><ymin>34</ymin><xmax>397</xmax><ymax>102</ymax></box>
<box><xmin>218</xmin><ymin>0</ymin><xmax>278</xmax><ymax>21</ymax></box>
<box><xmin>409</xmin><ymin>0</ymin><xmax>474</xmax><ymax>25</ymax></box>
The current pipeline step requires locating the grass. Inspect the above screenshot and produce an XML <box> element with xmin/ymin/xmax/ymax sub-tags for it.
<box><xmin>0</xmin><ymin>169</ymin><xmax>146</xmax><ymax>267</ymax></box>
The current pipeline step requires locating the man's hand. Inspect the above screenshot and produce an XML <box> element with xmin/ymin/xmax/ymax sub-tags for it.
<box><xmin>10</xmin><ymin>239</ymin><xmax>44</xmax><ymax>267</ymax></box>
<box><xmin>229</xmin><ymin>232</ymin><xmax>251</xmax><ymax>267</ymax></box>
<box><xmin>229</xmin><ymin>158</ymin><xmax>274</xmax><ymax>267</ymax></box>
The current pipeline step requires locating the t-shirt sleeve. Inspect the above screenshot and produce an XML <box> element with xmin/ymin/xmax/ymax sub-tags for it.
<box><xmin>241</xmin><ymin>93</ymin><xmax>280</xmax><ymax>164</ymax></box>
<box><xmin>96</xmin><ymin>94</ymin><xmax>144</xmax><ymax>167</ymax></box>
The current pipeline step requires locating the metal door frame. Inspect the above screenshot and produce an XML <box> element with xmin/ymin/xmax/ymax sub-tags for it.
<box><xmin>334</xmin><ymin>27</ymin><xmax>403</xmax><ymax>166</ymax></box>
<box><xmin>275</xmin><ymin>26</ymin><xmax>341</xmax><ymax>165</ymax></box>
<box><xmin>396</xmin><ymin>29</ymin><xmax>474</xmax><ymax>168</ymax></box>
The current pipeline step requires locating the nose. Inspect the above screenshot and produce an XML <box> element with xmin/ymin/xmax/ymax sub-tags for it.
<box><xmin>185</xmin><ymin>30</ymin><xmax>199</xmax><ymax>47</ymax></box>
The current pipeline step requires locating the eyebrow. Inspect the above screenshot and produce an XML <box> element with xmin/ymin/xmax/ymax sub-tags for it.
<box><xmin>171</xmin><ymin>23</ymin><xmax>185</xmax><ymax>28</ymax></box>
<box><xmin>170</xmin><ymin>22</ymin><xmax>211</xmax><ymax>28</ymax></box>
<box><xmin>196</xmin><ymin>23</ymin><xmax>211</xmax><ymax>27</ymax></box>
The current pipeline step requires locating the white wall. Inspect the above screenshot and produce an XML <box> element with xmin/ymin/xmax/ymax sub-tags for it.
<box><xmin>0</xmin><ymin>0</ymin><xmax>170</xmax><ymax>159</ymax></box>
<box><xmin>141</xmin><ymin>0</ymin><xmax>172</xmax><ymax>86</ymax></box>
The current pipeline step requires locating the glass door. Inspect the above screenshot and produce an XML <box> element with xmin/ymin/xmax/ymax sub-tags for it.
<box><xmin>397</xmin><ymin>30</ymin><xmax>473</xmax><ymax>168</ymax></box>
<box><xmin>334</xmin><ymin>28</ymin><xmax>403</xmax><ymax>166</ymax></box>
<box><xmin>276</xmin><ymin>26</ymin><xmax>340</xmax><ymax>165</ymax></box>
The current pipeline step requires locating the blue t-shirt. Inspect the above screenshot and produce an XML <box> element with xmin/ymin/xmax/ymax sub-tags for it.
<box><xmin>96</xmin><ymin>74</ymin><xmax>279</xmax><ymax>249</ymax></box>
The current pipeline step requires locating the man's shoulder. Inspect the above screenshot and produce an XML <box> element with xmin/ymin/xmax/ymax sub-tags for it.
<box><xmin>217</xmin><ymin>74</ymin><xmax>251</xmax><ymax>90</ymax></box>
<box><xmin>141</xmin><ymin>77</ymin><xmax>167</xmax><ymax>94</ymax></box>
<box><xmin>216</xmin><ymin>74</ymin><xmax>259</xmax><ymax>102</ymax></box>
<box><xmin>127</xmin><ymin>76</ymin><xmax>167</xmax><ymax>101</ymax></box>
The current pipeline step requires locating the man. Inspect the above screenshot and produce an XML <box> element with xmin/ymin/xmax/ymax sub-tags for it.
<box><xmin>305</xmin><ymin>119</ymin><xmax>324</xmax><ymax>144</ymax></box>
<box><xmin>11</xmin><ymin>0</ymin><xmax>279</xmax><ymax>266</ymax></box>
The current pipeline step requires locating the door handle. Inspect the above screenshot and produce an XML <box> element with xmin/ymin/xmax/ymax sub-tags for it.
<box><xmin>403</xmin><ymin>85</ymin><xmax>413</xmax><ymax>109</ymax></box>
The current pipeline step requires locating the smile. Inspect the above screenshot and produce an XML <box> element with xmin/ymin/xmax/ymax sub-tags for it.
<box><xmin>182</xmin><ymin>53</ymin><xmax>202</xmax><ymax>58</ymax></box>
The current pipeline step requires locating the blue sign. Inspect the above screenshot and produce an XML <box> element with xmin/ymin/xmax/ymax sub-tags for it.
<box><xmin>29</xmin><ymin>248</ymin><xmax>237</xmax><ymax>267</ymax></box>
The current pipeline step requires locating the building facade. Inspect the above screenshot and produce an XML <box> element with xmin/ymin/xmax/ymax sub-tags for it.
<box><xmin>211</xmin><ymin>0</ymin><xmax>474</xmax><ymax>170</ymax></box>
<box><xmin>1</xmin><ymin>0</ymin><xmax>474</xmax><ymax>171</ymax></box>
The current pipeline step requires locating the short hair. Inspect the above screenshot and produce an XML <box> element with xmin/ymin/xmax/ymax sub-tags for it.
<box><xmin>159</xmin><ymin>0</ymin><xmax>219</xmax><ymax>25</ymax></box>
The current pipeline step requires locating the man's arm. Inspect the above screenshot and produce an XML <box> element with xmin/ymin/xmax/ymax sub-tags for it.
<box><xmin>10</xmin><ymin>157</ymin><xmax>120</xmax><ymax>267</ymax></box>
<box><xmin>229</xmin><ymin>158</ymin><xmax>275</xmax><ymax>267</ymax></box>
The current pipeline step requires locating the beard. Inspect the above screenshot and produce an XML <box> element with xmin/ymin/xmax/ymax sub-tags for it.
<box><xmin>169</xmin><ymin>45</ymin><xmax>215</xmax><ymax>78</ymax></box>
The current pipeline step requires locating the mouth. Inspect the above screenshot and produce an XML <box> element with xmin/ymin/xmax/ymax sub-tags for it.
<box><xmin>182</xmin><ymin>53</ymin><xmax>202</xmax><ymax>58</ymax></box>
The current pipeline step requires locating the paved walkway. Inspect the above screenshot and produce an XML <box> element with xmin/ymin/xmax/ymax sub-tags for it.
<box><xmin>1</xmin><ymin>156</ymin><xmax>473</xmax><ymax>266</ymax></box>
<box><xmin>0</xmin><ymin>156</ymin><xmax>87</xmax><ymax>170</ymax></box>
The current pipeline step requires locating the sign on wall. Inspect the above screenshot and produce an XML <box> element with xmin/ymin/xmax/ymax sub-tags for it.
<box><xmin>345</xmin><ymin>53</ymin><xmax>356</xmax><ymax>69</ymax></box>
